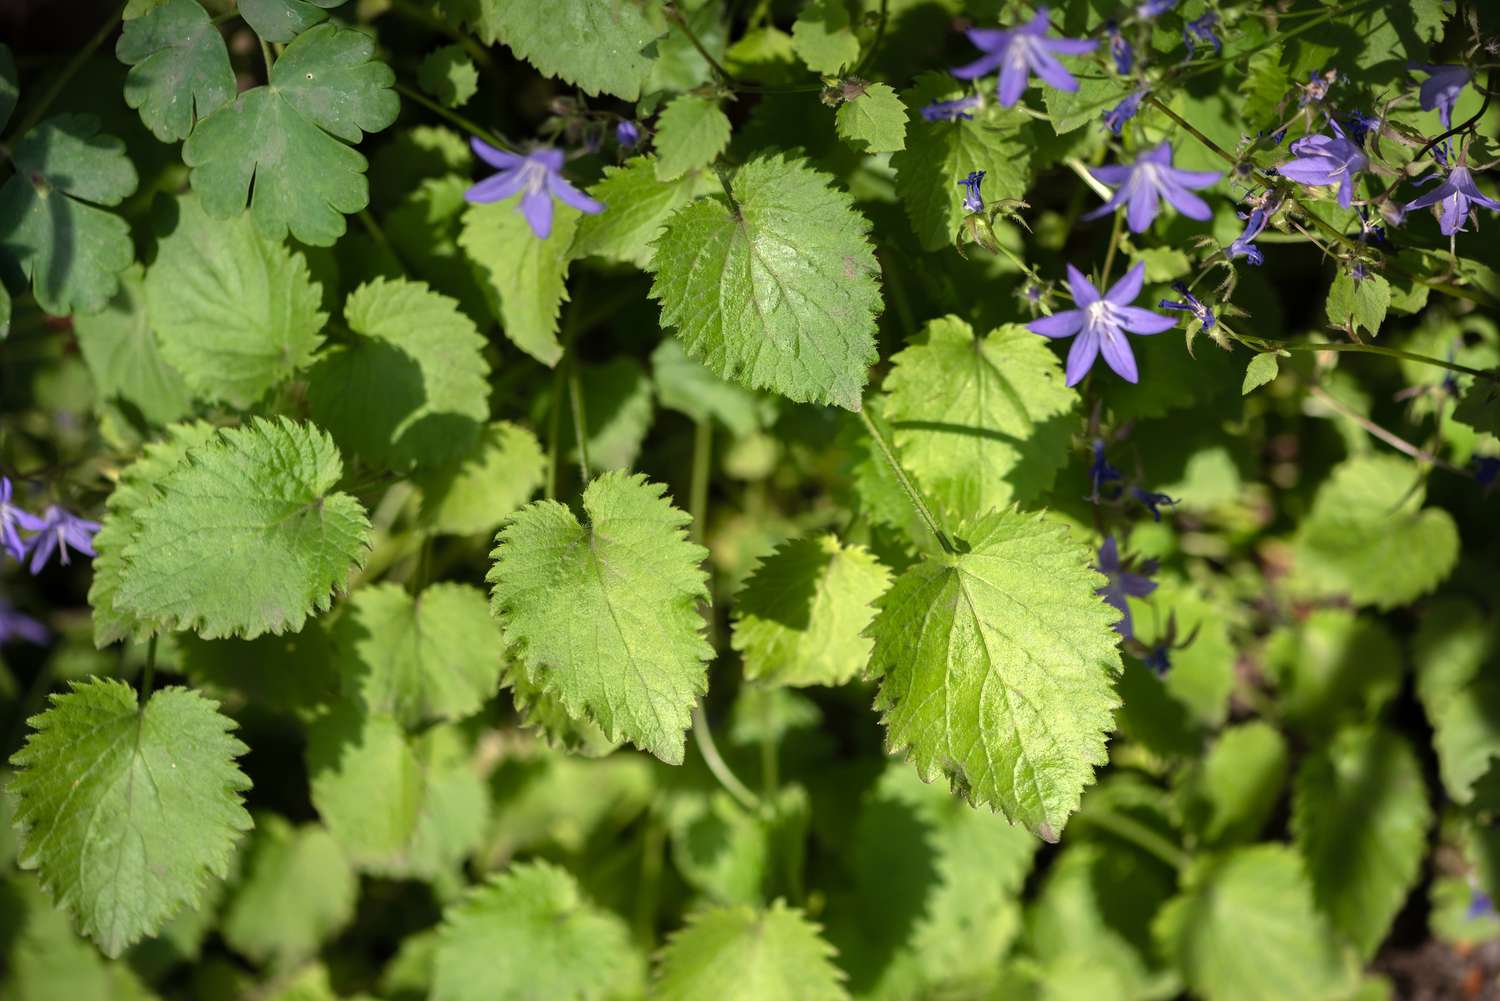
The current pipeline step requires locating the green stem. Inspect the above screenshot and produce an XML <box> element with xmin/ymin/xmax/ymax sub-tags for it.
<box><xmin>8</xmin><ymin>5</ymin><xmax>123</xmax><ymax>142</ymax></box>
<box><xmin>393</xmin><ymin>82</ymin><xmax>518</xmax><ymax>152</ymax></box>
<box><xmin>386</xmin><ymin>0</ymin><xmax>494</xmax><ymax>67</ymax></box>
<box><xmin>567</xmin><ymin>360</ymin><xmax>592</xmax><ymax>483</ymax></box>
<box><xmin>1100</xmin><ymin>208</ymin><xmax>1126</xmax><ymax>289</ymax></box>
<box><xmin>665</xmin><ymin>4</ymin><xmax>735</xmax><ymax>88</ymax></box>
<box><xmin>692</xmin><ymin>704</ymin><xmax>760</xmax><ymax>812</ymax></box>
<box><xmin>260</xmin><ymin>37</ymin><xmax>275</xmax><ymax>79</ymax></box>
<box><xmin>139</xmin><ymin>635</ymin><xmax>159</xmax><ymax>707</ymax></box>
<box><xmin>1077</xmin><ymin>807</ymin><xmax>1190</xmax><ymax>873</ymax></box>
<box><xmin>633</xmin><ymin>815</ymin><xmax>666</xmax><ymax>949</ymax></box>
<box><xmin>545</xmin><ymin>363</ymin><xmax>565</xmax><ymax>500</ymax></box>
<box><xmin>690</xmin><ymin>420</ymin><xmax>712</xmax><ymax>545</ymax></box>
<box><xmin>857</xmin><ymin>408</ymin><xmax>954</xmax><ymax>555</ymax></box>
<box><xmin>1307</xmin><ymin>384</ymin><xmax>1461</xmax><ymax>473</ymax></box>
<box><xmin>1268</xmin><ymin>339</ymin><xmax>1499</xmax><ymax>381</ymax></box>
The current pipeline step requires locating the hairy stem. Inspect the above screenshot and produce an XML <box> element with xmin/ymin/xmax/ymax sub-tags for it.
<box><xmin>857</xmin><ymin>408</ymin><xmax>955</xmax><ymax>555</ymax></box>
<box><xmin>665</xmin><ymin>4</ymin><xmax>735</xmax><ymax>88</ymax></box>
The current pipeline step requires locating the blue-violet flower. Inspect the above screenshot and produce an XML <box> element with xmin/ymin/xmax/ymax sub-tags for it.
<box><xmin>616</xmin><ymin>120</ymin><xmax>641</xmax><ymax>149</ymax></box>
<box><xmin>1106</xmin><ymin>21</ymin><xmax>1133</xmax><ymax>75</ymax></box>
<box><xmin>1228</xmin><ymin>207</ymin><xmax>1268</xmax><ymax>264</ymax></box>
<box><xmin>1089</xmin><ymin>440</ymin><xmax>1122</xmax><ymax>501</ymax></box>
<box><xmin>23</xmin><ymin>505</ymin><xmax>100</xmax><ymax>574</ymax></box>
<box><xmin>1405</xmin><ymin>163</ymin><xmax>1500</xmax><ymax>236</ymax></box>
<box><xmin>0</xmin><ymin>599</ymin><xmax>47</xmax><ymax>646</ymax></box>
<box><xmin>1028</xmin><ymin>261</ymin><xmax>1177</xmax><ymax>385</ymax></box>
<box><xmin>1418</xmin><ymin>64</ymin><xmax>1469</xmax><ymax>128</ymax></box>
<box><xmin>951</xmin><ymin>7</ymin><xmax>1098</xmax><ymax>108</ymax></box>
<box><xmin>1183</xmin><ymin>13</ymin><xmax>1220</xmax><ymax>56</ymax></box>
<box><xmin>1133</xmin><ymin>487</ymin><xmax>1179</xmax><ymax>521</ymax></box>
<box><xmin>1104</xmin><ymin>89</ymin><xmax>1147</xmax><ymax>134</ymax></box>
<box><xmin>1086</xmin><ymin>142</ymin><xmax>1221</xmax><ymax>233</ymax></box>
<box><xmin>921</xmin><ymin>94</ymin><xmax>981</xmax><ymax>122</ymax></box>
<box><xmin>959</xmin><ymin>170</ymin><xmax>986</xmax><ymax>212</ymax></box>
<box><xmin>1277</xmin><ymin>121</ymin><xmax>1368</xmax><ymax>209</ymax></box>
<box><xmin>1</xmin><ymin>476</ymin><xmax>41</xmax><ymax>563</ymax></box>
<box><xmin>1094</xmin><ymin>536</ymin><xmax>1157</xmax><ymax>639</ymax></box>
<box><xmin>1158</xmin><ymin>281</ymin><xmax>1215</xmax><ymax>332</ymax></box>
<box><xmin>465</xmin><ymin>140</ymin><xmax>604</xmax><ymax>240</ymax></box>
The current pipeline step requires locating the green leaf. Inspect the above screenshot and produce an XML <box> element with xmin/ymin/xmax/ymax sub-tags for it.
<box><xmin>459</xmin><ymin>197</ymin><xmax>578</xmax><ymax>366</ymax></box>
<box><xmin>145</xmin><ymin>193</ymin><xmax>326</xmax><ymax>408</ymax></box>
<box><xmin>649</xmin><ymin>154</ymin><xmax>882</xmax><ymax>410</ymax></box>
<box><xmin>790</xmin><ymin>0</ymin><xmax>859</xmax><ymax>74</ymax></box>
<box><xmin>1263</xmin><ymin>609</ymin><xmax>1404</xmax><ymax>735</ymax></box>
<box><xmin>463</xmin><ymin>0</ymin><xmax>662</xmax><ymax>99</ymax></box>
<box><xmin>72</xmin><ymin>264</ymin><xmax>192</xmax><ymax>426</ymax></box>
<box><xmin>867</xmin><ymin>510</ymin><xmax>1122</xmax><ymax>839</ymax></box>
<box><xmin>1241</xmin><ymin>352</ymin><xmax>1280</xmax><ymax>394</ymax></box>
<box><xmin>414</xmin><ymin>420</ymin><xmax>546</xmax><ymax>537</ymax></box>
<box><xmin>2</xmin><ymin>873</ymin><xmax>160</xmax><ymax>1000</ymax></box>
<box><xmin>571</xmin><ymin>156</ymin><xmax>713</xmax><ymax>269</ymax></box>
<box><xmin>1127</xmin><ymin>574</ymin><xmax>1237</xmax><ymax>727</ymax></box>
<box><xmin>1290</xmin><ymin>454</ymin><xmax>1459</xmax><ymax>609</ymax></box>
<box><xmin>668</xmin><ymin>789</ymin><xmax>779</xmax><ymax>906</ymax></box>
<box><xmin>222</xmin><ymin>815</ymin><xmax>357</xmax><ymax>967</ymax></box>
<box><xmin>487</xmin><ymin>471</ymin><xmax>711</xmax><ymax>763</ymax></box>
<box><xmin>654</xmin><ymin>94</ymin><xmax>732</xmax><ymax>181</ymax></box>
<box><xmin>883</xmin><ymin>317</ymin><xmax>1078</xmax><ymax>522</ymax></box>
<box><xmin>555</xmin><ymin>357</ymin><xmax>655</xmax><ymax>472</ymax></box>
<box><xmin>0</xmin><ymin>114</ymin><xmax>136</xmax><ymax>316</ymax></box>
<box><xmin>307</xmin><ymin>276</ymin><xmax>490</xmax><ymax>469</ymax></box>
<box><xmin>1413</xmin><ymin>599</ymin><xmax>1500</xmax><ymax>806</ymax></box>
<box><xmin>835</xmin><ymin>81</ymin><xmax>908</xmax><ymax>153</ymax></box>
<box><xmin>418</xmin><ymin>44</ymin><xmax>478</xmax><ymax>107</ymax></box>
<box><xmin>1179</xmin><ymin>721</ymin><xmax>1288</xmax><ymax>846</ymax></box>
<box><xmin>111</xmin><ymin>418</ymin><xmax>371</xmax><ymax>640</ymax></box>
<box><xmin>306</xmin><ymin>706</ymin><xmax>424</xmax><ymax>868</ymax></box>
<box><xmin>333</xmin><ymin>582</ymin><xmax>504</xmax><ymax>728</ymax></box>
<box><xmin>1292</xmin><ymin>726</ymin><xmax>1432</xmax><ymax>958</ymax></box>
<box><xmin>432</xmin><ymin>861</ymin><xmax>640</xmax><ymax>1001</ymax></box>
<box><xmin>839</xmin><ymin>764</ymin><xmax>1038</xmax><ymax>999</ymax></box>
<box><xmin>180</xmin><ymin>624</ymin><xmax>341</xmax><ymax>719</ymax></box>
<box><xmin>89</xmin><ymin>420</ymin><xmax>220</xmax><ymax>647</ymax></box>
<box><xmin>1154</xmin><ymin>845</ymin><xmax>1355</xmax><ymax>1001</ymax></box>
<box><xmin>1453</xmin><ymin>376</ymin><xmax>1500</xmax><ymax>436</ymax></box>
<box><xmin>651</xmin><ymin>337</ymin><xmax>764</xmax><ymax>437</ymax></box>
<box><xmin>115</xmin><ymin>0</ymin><xmax>235</xmax><ymax>142</ymax></box>
<box><xmin>891</xmin><ymin>74</ymin><xmax>1032</xmax><ymax>251</ymax></box>
<box><xmin>239</xmin><ymin>0</ymin><xmax>342</xmax><ymax>41</ymax></box>
<box><xmin>184</xmin><ymin>23</ymin><xmax>399</xmax><ymax>246</ymax></box>
<box><xmin>1042</xmin><ymin>73</ymin><xmax>1132</xmax><ymax>135</ymax></box>
<box><xmin>731</xmin><ymin>534</ymin><xmax>890</xmax><ymax>687</ymax></box>
<box><xmin>1324</xmin><ymin>271</ymin><xmax>1390</xmax><ymax>338</ymax></box>
<box><xmin>654</xmin><ymin>901</ymin><xmax>849</xmax><ymax>1001</ymax></box>
<box><xmin>7</xmin><ymin>678</ymin><xmax>252</xmax><ymax>957</ymax></box>
<box><xmin>501</xmin><ymin>660</ymin><xmax>619</xmax><ymax>756</ymax></box>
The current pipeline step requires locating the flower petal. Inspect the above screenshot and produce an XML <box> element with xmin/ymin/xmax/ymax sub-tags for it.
<box><xmin>1044</xmin><ymin>37</ymin><xmax>1098</xmax><ymax>55</ymax></box>
<box><xmin>1405</xmin><ymin>181</ymin><xmax>1455</xmax><ymax>212</ymax></box>
<box><xmin>520</xmin><ymin>188</ymin><xmax>554</xmax><ymax>239</ymax></box>
<box><xmin>995</xmin><ymin>57</ymin><xmax>1029</xmax><ymax>105</ymax></box>
<box><xmin>1099</xmin><ymin>330</ymin><xmax>1139</xmax><ymax>383</ymax></box>
<box><xmin>1126</xmin><ymin>180</ymin><xmax>1159</xmax><ymax>232</ymax></box>
<box><xmin>1164</xmin><ymin>166</ymin><xmax>1222</xmax><ymax>188</ymax></box>
<box><xmin>465</xmin><ymin>169</ymin><xmax>528</xmax><ymax>204</ymax></box>
<box><xmin>1090</xmin><ymin>163</ymin><xmax>1133</xmax><ymax>186</ymax></box>
<box><xmin>1029</xmin><ymin>309</ymin><xmax>1086</xmax><ymax>338</ymax></box>
<box><xmin>470</xmin><ymin>137</ymin><xmax>521</xmax><ymax>169</ymax></box>
<box><xmin>549</xmin><ymin>176</ymin><xmax>604</xmax><ymax>214</ymax></box>
<box><xmin>1115</xmin><ymin>305</ymin><xmax>1177</xmax><ymax>334</ymax></box>
<box><xmin>1277</xmin><ymin>157</ymin><xmax>1339</xmax><ymax>186</ymax></box>
<box><xmin>1105</xmin><ymin>261</ymin><xmax>1146</xmax><ymax>304</ymax></box>
<box><xmin>1066</xmin><ymin>263</ymin><xmax>1101</xmax><ymax>305</ymax></box>
<box><xmin>1028</xmin><ymin>48</ymin><xmax>1079</xmax><ymax>92</ymax></box>
<box><xmin>952</xmin><ymin>50</ymin><xmax>1006</xmax><ymax>80</ymax></box>
<box><xmin>1162</xmin><ymin>182</ymin><xmax>1213</xmax><ymax>220</ymax></box>
<box><xmin>1065</xmin><ymin>328</ymin><xmax>1100</xmax><ymax>386</ymax></box>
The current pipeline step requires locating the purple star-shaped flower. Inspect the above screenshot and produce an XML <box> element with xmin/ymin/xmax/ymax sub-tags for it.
<box><xmin>921</xmin><ymin>95</ymin><xmax>981</xmax><ymax>122</ymax></box>
<box><xmin>616</xmin><ymin>120</ymin><xmax>641</xmax><ymax>149</ymax></box>
<box><xmin>0</xmin><ymin>599</ymin><xmax>47</xmax><ymax>646</ymax></box>
<box><xmin>465</xmin><ymin>140</ymin><xmax>604</xmax><ymax>240</ymax></box>
<box><xmin>1094</xmin><ymin>536</ymin><xmax>1157</xmax><ymax>639</ymax></box>
<box><xmin>1277</xmin><ymin>121</ymin><xmax>1368</xmax><ymax>209</ymax></box>
<box><xmin>1159</xmin><ymin>281</ymin><xmax>1215</xmax><ymax>332</ymax></box>
<box><xmin>1085</xmin><ymin>143</ymin><xmax>1221</xmax><ymax>233</ymax></box>
<box><xmin>1027</xmin><ymin>261</ymin><xmax>1176</xmax><ymax>385</ymax></box>
<box><xmin>1</xmin><ymin>476</ymin><xmax>41</xmax><ymax>563</ymax></box>
<box><xmin>1405</xmin><ymin>163</ymin><xmax>1500</xmax><ymax>236</ymax></box>
<box><xmin>959</xmin><ymin>170</ymin><xmax>985</xmax><ymax>212</ymax></box>
<box><xmin>951</xmin><ymin>8</ymin><xmax>1098</xmax><ymax>108</ymax></box>
<box><xmin>1103</xmin><ymin>89</ymin><xmax>1147</xmax><ymax>135</ymax></box>
<box><xmin>22</xmin><ymin>505</ymin><xmax>100</xmax><ymax>574</ymax></box>
<box><xmin>1228</xmin><ymin>206</ymin><xmax>1268</xmax><ymax>264</ymax></box>
<box><xmin>1418</xmin><ymin>65</ymin><xmax>1469</xmax><ymax>128</ymax></box>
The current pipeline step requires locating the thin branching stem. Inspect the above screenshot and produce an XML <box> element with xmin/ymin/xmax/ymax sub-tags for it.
<box><xmin>857</xmin><ymin>408</ymin><xmax>955</xmax><ymax>555</ymax></box>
